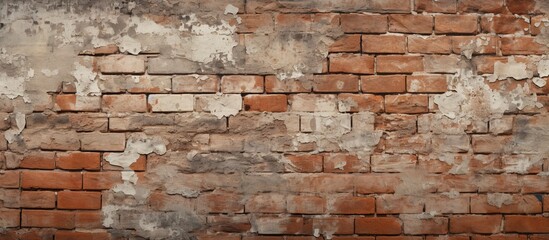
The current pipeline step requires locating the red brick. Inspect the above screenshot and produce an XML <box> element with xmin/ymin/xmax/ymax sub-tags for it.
<box><xmin>402</xmin><ymin>215</ymin><xmax>449</xmax><ymax>235</ymax></box>
<box><xmin>56</xmin><ymin>152</ymin><xmax>100</xmax><ymax>170</ymax></box>
<box><xmin>287</xmin><ymin>195</ymin><xmax>326</xmax><ymax>214</ymax></box>
<box><xmin>208</xmin><ymin>215</ymin><xmax>251</xmax><ymax>233</ymax></box>
<box><xmin>505</xmin><ymin>215</ymin><xmax>549</xmax><ymax>233</ymax></box>
<box><xmin>197</xmin><ymin>191</ymin><xmax>243</xmax><ymax>213</ymax></box>
<box><xmin>313</xmin><ymin>74</ymin><xmax>359</xmax><ymax>92</ymax></box>
<box><xmin>328</xmin><ymin>195</ymin><xmax>374</xmax><ymax>214</ymax></box>
<box><xmin>472</xmin><ymin>135</ymin><xmax>512</xmax><ymax>153</ymax></box>
<box><xmin>355</xmin><ymin>217</ymin><xmax>402</xmax><ymax>235</ymax></box>
<box><xmin>0</xmin><ymin>209</ymin><xmax>20</xmax><ymax>227</ymax></box>
<box><xmin>54</xmin><ymin>95</ymin><xmax>101</xmax><ymax>112</ymax></box>
<box><xmin>329</xmin><ymin>54</ymin><xmax>374</xmax><ymax>74</ymax></box>
<box><xmin>102</xmin><ymin>154</ymin><xmax>146</xmax><ymax>171</ymax></box>
<box><xmin>341</xmin><ymin>14</ymin><xmax>387</xmax><ymax>33</ymax></box>
<box><xmin>385</xmin><ymin>94</ymin><xmax>429</xmax><ymax>113</ymax></box>
<box><xmin>471</xmin><ymin>235</ymin><xmax>528</xmax><ymax>240</ymax></box>
<box><xmin>22</xmin><ymin>171</ymin><xmax>82</xmax><ymax>190</ymax></box>
<box><xmin>450</xmin><ymin>215</ymin><xmax>502</xmax><ymax>234</ymax></box>
<box><xmin>55</xmin><ymin>231</ymin><xmax>110</xmax><ymax>240</ymax></box>
<box><xmin>457</xmin><ymin>0</ymin><xmax>505</xmax><ymax>13</ymax></box>
<box><xmin>236</xmin><ymin>14</ymin><xmax>274</xmax><ymax>33</ymax></box>
<box><xmin>507</xmin><ymin>0</ymin><xmax>536</xmax><ymax>14</ymax></box>
<box><xmin>481</xmin><ymin>15</ymin><xmax>529</xmax><ymax>34</ymax></box>
<box><xmin>361</xmin><ymin>75</ymin><xmax>406</xmax><ymax>93</ymax></box>
<box><xmin>408</xmin><ymin>36</ymin><xmax>452</xmax><ymax>54</ymax></box>
<box><xmin>362</xmin><ymin>35</ymin><xmax>406</xmax><ymax>54</ymax></box>
<box><xmin>58</xmin><ymin>191</ymin><xmax>101</xmax><ymax>210</ymax></box>
<box><xmin>221</xmin><ymin>75</ymin><xmax>264</xmax><ymax>93</ymax></box>
<box><xmin>407</xmin><ymin>75</ymin><xmax>449</xmax><ymax>93</ymax></box>
<box><xmin>285</xmin><ymin>154</ymin><xmax>323</xmax><ymax>173</ymax></box>
<box><xmin>377</xmin><ymin>55</ymin><xmax>424</xmax><ymax>73</ymax></box>
<box><xmin>102</xmin><ymin>94</ymin><xmax>147</xmax><ymax>113</ymax></box>
<box><xmin>83</xmin><ymin>172</ymin><xmax>122</xmax><ymax>190</ymax></box>
<box><xmin>245</xmin><ymin>193</ymin><xmax>286</xmax><ymax>213</ymax></box>
<box><xmin>22</xmin><ymin>210</ymin><xmax>75</xmax><ymax>229</ymax></box>
<box><xmin>471</xmin><ymin>194</ymin><xmax>542</xmax><ymax>214</ymax></box>
<box><xmin>80</xmin><ymin>132</ymin><xmax>126</xmax><ymax>152</ymax></box>
<box><xmin>265</xmin><ymin>75</ymin><xmax>312</xmax><ymax>93</ymax></box>
<box><xmin>98</xmin><ymin>55</ymin><xmax>145</xmax><ymax>74</ymax></box>
<box><xmin>389</xmin><ymin>14</ymin><xmax>433</xmax><ymax>34</ymax></box>
<box><xmin>330</xmin><ymin>34</ymin><xmax>361</xmax><ymax>52</ymax></box>
<box><xmin>19</xmin><ymin>152</ymin><xmax>55</xmax><ymax>169</ymax></box>
<box><xmin>0</xmin><ymin>171</ymin><xmax>19</xmax><ymax>188</ymax></box>
<box><xmin>415</xmin><ymin>0</ymin><xmax>457</xmax><ymax>13</ymax></box>
<box><xmin>286</xmin><ymin>174</ymin><xmax>354</xmax><ymax>193</ymax></box>
<box><xmin>243</xmin><ymin>94</ymin><xmax>287</xmax><ymax>112</ymax></box>
<box><xmin>75</xmin><ymin>211</ymin><xmax>103</xmax><ymax>229</ymax></box>
<box><xmin>323</xmin><ymin>153</ymin><xmax>365</xmax><ymax>173</ymax></box>
<box><xmin>337</xmin><ymin>93</ymin><xmax>384</xmax><ymax>113</ymax></box>
<box><xmin>355</xmin><ymin>174</ymin><xmax>401</xmax><ymax>194</ymax></box>
<box><xmin>435</xmin><ymin>15</ymin><xmax>479</xmax><ymax>34</ymax></box>
<box><xmin>500</xmin><ymin>36</ymin><xmax>549</xmax><ymax>55</ymax></box>
<box><xmin>20</xmin><ymin>191</ymin><xmax>56</xmax><ymax>208</ymax></box>
<box><xmin>375</xmin><ymin>114</ymin><xmax>417</xmax><ymax>133</ymax></box>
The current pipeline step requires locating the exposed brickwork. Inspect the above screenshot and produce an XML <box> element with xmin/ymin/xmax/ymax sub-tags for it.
<box><xmin>1</xmin><ymin>0</ymin><xmax>549</xmax><ymax>239</ymax></box>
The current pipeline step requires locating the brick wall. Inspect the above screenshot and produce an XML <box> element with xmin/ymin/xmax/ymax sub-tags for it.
<box><xmin>1</xmin><ymin>0</ymin><xmax>549</xmax><ymax>239</ymax></box>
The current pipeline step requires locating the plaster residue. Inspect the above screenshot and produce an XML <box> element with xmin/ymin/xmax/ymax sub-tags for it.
<box><xmin>489</xmin><ymin>57</ymin><xmax>532</xmax><ymax>82</ymax></box>
<box><xmin>3</xmin><ymin>113</ymin><xmax>25</xmax><ymax>144</ymax></box>
<box><xmin>486</xmin><ymin>193</ymin><xmax>514</xmax><ymax>208</ymax></box>
<box><xmin>204</xmin><ymin>94</ymin><xmax>242</xmax><ymax>119</ymax></box>
<box><xmin>0</xmin><ymin>49</ymin><xmax>31</xmax><ymax>103</ymax></box>
<box><xmin>106</xmin><ymin>134</ymin><xmax>167</xmax><ymax>169</ymax></box>
<box><xmin>72</xmin><ymin>62</ymin><xmax>100</xmax><ymax>96</ymax></box>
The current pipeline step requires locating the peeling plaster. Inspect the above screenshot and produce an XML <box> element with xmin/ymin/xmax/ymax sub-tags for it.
<box><xmin>490</xmin><ymin>57</ymin><xmax>532</xmax><ymax>82</ymax></box>
<box><xmin>486</xmin><ymin>193</ymin><xmax>513</xmax><ymax>208</ymax></box>
<box><xmin>204</xmin><ymin>94</ymin><xmax>242</xmax><ymax>119</ymax></box>
<box><xmin>72</xmin><ymin>62</ymin><xmax>100</xmax><ymax>96</ymax></box>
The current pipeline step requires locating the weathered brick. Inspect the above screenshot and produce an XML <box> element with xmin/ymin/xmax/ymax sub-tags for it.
<box><xmin>148</xmin><ymin>94</ymin><xmax>194</xmax><ymax>112</ymax></box>
<box><xmin>54</xmin><ymin>95</ymin><xmax>101</xmax><ymax>112</ymax></box>
<box><xmin>99</xmin><ymin>75</ymin><xmax>171</xmax><ymax>93</ymax></box>
<box><xmin>389</xmin><ymin>14</ymin><xmax>433</xmax><ymax>34</ymax></box>
<box><xmin>504</xmin><ymin>216</ymin><xmax>549</xmax><ymax>233</ymax></box>
<box><xmin>22</xmin><ymin>171</ymin><xmax>82</xmax><ymax>190</ymax></box>
<box><xmin>245</xmin><ymin>193</ymin><xmax>286</xmax><ymax>213</ymax></box>
<box><xmin>147</xmin><ymin>58</ymin><xmax>200</xmax><ymax>74</ymax></box>
<box><xmin>329</xmin><ymin>54</ymin><xmax>374</xmax><ymax>74</ymax></box>
<box><xmin>102</xmin><ymin>94</ymin><xmax>147</xmax><ymax>113</ymax></box>
<box><xmin>471</xmin><ymin>194</ymin><xmax>542</xmax><ymax>214</ymax></box>
<box><xmin>481</xmin><ymin>15</ymin><xmax>529</xmax><ymax>34</ymax></box>
<box><xmin>500</xmin><ymin>36</ymin><xmax>549</xmax><ymax>55</ymax></box>
<box><xmin>98</xmin><ymin>55</ymin><xmax>145</xmax><ymax>74</ymax></box>
<box><xmin>265</xmin><ymin>75</ymin><xmax>312</xmax><ymax>93</ymax></box>
<box><xmin>20</xmin><ymin>191</ymin><xmax>56</xmax><ymax>208</ymax></box>
<box><xmin>172</xmin><ymin>75</ymin><xmax>219</xmax><ymax>93</ymax></box>
<box><xmin>243</xmin><ymin>94</ymin><xmax>287</xmax><ymax>112</ymax></box>
<box><xmin>289</xmin><ymin>94</ymin><xmax>338</xmax><ymax>112</ymax></box>
<box><xmin>22</xmin><ymin>210</ymin><xmax>75</xmax><ymax>229</ymax></box>
<box><xmin>402</xmin><ymin>215</ymin><xmax>449</xmax><ymax>235</ymax></box>
<box><xmin>287</xmin><ymin>195</ymin><xmax>326</xmax><ymax>214</ymax></box>
<box><xmin>55</xmin><ymin>231</ymin><xmax>110</xmax><ymax>240</ymax></box>
<box><xmin>356</xmin><ymin>217</ymin><xmax>402</xmax><ymax>235</ymax></box>
<box><xmin>341</xmin><ymin>14</ymin><xmax>387</xmax><ymax>33</ymax></box>
<box><xmin>56</xmin><ymin>152</ymin><xmax>100</xmax><ymax>171</ymax></box>
<box><xmin>337</xmin><ymin>93</ymin><xmax>384</xmax><ymax>113</ymax></box>
<box><xmin>19</xmin><ymin>151</ymin><xmax>55</xmax><ymax>169</ymax></box>
<box><xmin>407</xmin><ymin>75</ymin><xmax>449</xmax><ymax>93</ymax></box>
<box><xmin>57</xmin><ymin>191</ymin><xmax>101</xmax><ymax>210</ymax></box>
<box><xmin>385</xmin><ymin>94</ymin><xmax>429</xmax><ymax>113</ymax></box>
<box><xmin>435</xmin><ymin>15</ymin><xmax>479</xmax><ymax>34</ymax></box>
<box><xmin>330</xmin><ymin>34</ymin><xmax>361</xmax><ymax>52</ymax></box>
<box><xmin>328</xmin><ymin>195</ymin><xmax>375</xmax><ymax>214</ymax></box>
<box><xmin>457</xmin><ymin>0</ymin><xmax>505</xmax><ymax>13</ymax></box>
<box><xmin>237</xmin><ymin>14</ymin><xmax>274</xmax><ymax>33</ymax></box>
<box><xmin>408</xmin><ymin>36</ymin><xmax>452</xmax><ymax>54</ymax></box>
<box><xmin>83</xmin><ymin>172</ymin><xmax>122</xmax><ymax>190</ymax></box>
<box><xmin>450</xmin><ymin>215</ymin><xmax>502</xmax><ymax>234</ymax></box>
<box><xmin>323</xmin><ymin>153</ymin><xmax>367</xmax><ymax>173</ymax></box>
<box><xmin>0</xmin><ymin>209</ymin><xmax>20</xmax><ymax>227</ymax></box>
<box><xmin>415</xmin><ymin>0</ymin><xmax>457</xmax><ymax>13</ymax></box>
<box><xmin>361</xmin><ymin>75</ymin><xmax>406</xmax><ymax>93</ymax></box>
<box><xmin>362</xmin><ymin>35</ymin><xmax>406</xmax><ymax>54</ymax></box>
<box><xmin>377</xmin><ymin>55</ymin><xmax>424</xmax><ymax>73</ymax></box>
<box><xmin>221</xmin><ymin>75</ymin><xmax>264</xmax><ymax>93</ymax></box>
<box><xmin>80</xmin><ymin>132</ymin><xmax>126</xmax><ymax>151</ymax></box>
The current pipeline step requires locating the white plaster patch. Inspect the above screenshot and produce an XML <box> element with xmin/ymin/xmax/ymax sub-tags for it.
<box><xmin>205</xmin><ymin>94</ymin><xmax>242</xmax><ymax>119</ymax></box>
<box><xmin>3</xmin><ymin>113</ymin><xmax>25</xmax><ymax>143</ymax></box>
<box><xmin>72</xmin><ymin>62</ymin><xmax>100</xmax><ymax>96</ymax></box>
<box><xmin>224</xmin><ymin>4</ymin><xmax>239</xmax><ymax>15</ymax></box>
<box><xmin>117</xmin><ymin>35</ymin><xmax>142</xmax><ymax>55</ymax></box>
<box><xmin>533</xmin><ymin>77</ymin><xmax>547</xmax><ymax>87</ymax></box>
<box><xmin>487</xmin><ymin>193</ymin><xmax>514</xmax><ymax>208</ymax></box>
<box><xmin>490</xmin><ymin>57</ymin><xmax>532</xmax><ymax>82</ymax></box>
<box><xmin>537</xmin><ymin>59</ymin><xmax>549</xmax><ymax>77</ymax></box>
